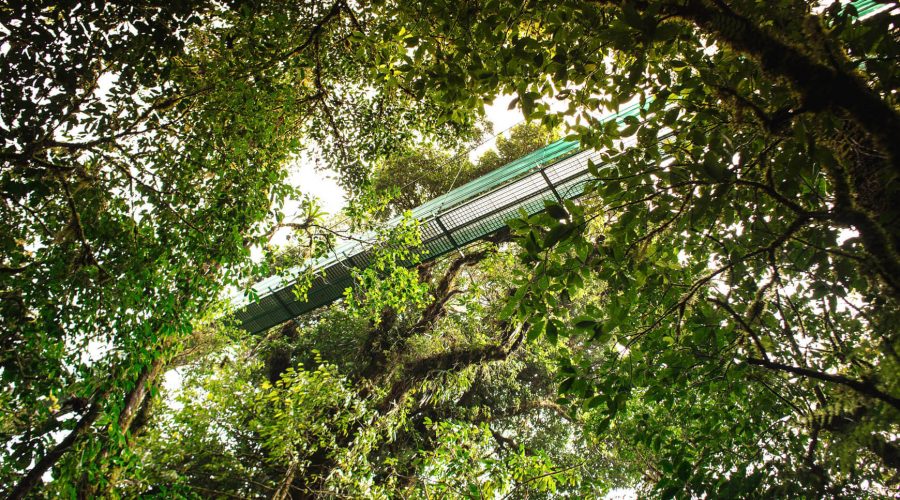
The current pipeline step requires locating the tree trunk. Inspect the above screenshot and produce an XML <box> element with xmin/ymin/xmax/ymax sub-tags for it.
<box><xmin>93</xmin><ymin>356</ymin><xmax>167</xmax><ymax>494</ymax></box>
<box><xmin>6</xmin><ymin>389</ymin><xmax>110</xmax><ymax>500</ymax></box>
<box><xmin>654</xmin><ymin>0</ymin><xmax>900</xmax><ymax>174</ymax></box>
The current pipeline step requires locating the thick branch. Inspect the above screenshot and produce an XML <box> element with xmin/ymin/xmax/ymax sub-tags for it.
<box><xmin>359</xmin><ymin>307</ymin><xmax>398</xmax><ymax>380</ymax></box>
<box><xmin>377</xmin><ymin>343</ymin><xmax>512</xmax><ymax>413</ymax></box>
<box><xmin>360</xmin><ymin>237</ymin><xmax>504</xmax><ymax>381</ymax></box>
<box><xmin>745</xmin><ymin>357</ymin><xmax>900</xmax><ymax>410</ymax></box>
<box><xmin>301</xmin><ymin>326</ymin><xmax>522</xmax><ymax>496</ymax></box>
<box><xmin>82</xmin><ymin>356</ymin><xmax>167</xmax><ymax>496</ymax></box>
<box><xmin>407</xmin><ymin>248</ymin><xmax>493</xmax><ymax>337</ymax></box>
<box><xmin>6</xmin><ymin>389</ymin><xmax>109</xmax><ymax>500</ymax></box>
<box><xmin>666</xmin><ymin>0</ymin><xmax>900</xmax><ymax>174</ymax></box>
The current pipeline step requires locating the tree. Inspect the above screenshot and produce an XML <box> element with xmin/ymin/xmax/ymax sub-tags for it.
<box><xmin>372</xmin><ymin>0</ymin><xmax>899</xmax><ymax>495</ymax></box>
<box><xmin>78</xmin><ymin>124</ymin><xmax>606</xmax><ymax>497</ymax></box>
<box><xmin>3</xmin><ymin>0</ymin><xmax>899</xmax><ymax>497</ymax></box>
<box><xmin>122</xmin><ymin>235</ymin><xmax>600</xmax><ymax>497</ymax></box>
<box><xmin>0</xmin><ymin>1</ymin><xmax>470</xmax><ymax>496</ymax></box>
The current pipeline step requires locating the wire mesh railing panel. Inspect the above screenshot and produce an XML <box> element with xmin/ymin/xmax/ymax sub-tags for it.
<box><xmin>543</xmin><ymin>149</ymin><xmax>596</xmax><ymax>185</ymax></box>
<box><xmin>232</xmin><ymin>102</ymin><xmax>659</xmax><ymax>333</ymax></box>
<box><xmin>421</xmin><ymin>219</ymin><xmax>443</xmax><ymax>240</ymax></box>
<box><xmin>409</xmin><ymin>140</ymin><xmax>581</xmax><ymax>219</ymax></box>
<box><xmin>440</xmin><ymin>173</ymin><xmax>546</xmax><ymax>229</ymax></box>
<box><xmin>422</xmin><ymin>233</ymin><xmax>457</xmax><ymax>257</ymax></box>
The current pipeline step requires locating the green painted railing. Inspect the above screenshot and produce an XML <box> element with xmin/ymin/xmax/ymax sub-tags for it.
<box><xmin>232</xmin><ymin>101</ymin><xmax>645</xmax><ymax>333</ymax></box>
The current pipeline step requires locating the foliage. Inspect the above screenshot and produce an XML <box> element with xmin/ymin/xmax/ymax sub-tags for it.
<box><xmin>253</xmin><ymin>360</ymin><xmax>368</xmax><ymax>468</ymax></box>
<box><xmin>127</xmin><ymin>240</ymin><xmax>600</xmax><ymax>497</ymax></box>
<box><xmin>372</xmin><ymin>121</ymin><xmax>557</xmax><ymax>214</ymax></box>
<box><xmin>344</xmin><ymin>213</ymin><xmax>430</xmax><ymax>323</ymax></box>
<box><xmin>3</xmin><ymin>0</ymin><xmax>899</xmax><ymax>498</ymax></box>
<box><xmin>0</xmin><ymin>0</ymin><xmax>474</xmax><ymax>496</ymax></box>
<box><xmin>382</xmin><ymin>0</ymin><xmax>900</xmax><ymax>495</ymax></box>
<box><xmin>412</xmin><ymin>418</ymin><xmax>581</xmax><ymax>498</ymax></box>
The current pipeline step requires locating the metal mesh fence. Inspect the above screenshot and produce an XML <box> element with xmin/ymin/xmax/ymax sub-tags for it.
<box><xmin>232</xmin><ymin>103</ymin><xmax>647</xmax><ymax>333</ymax></box>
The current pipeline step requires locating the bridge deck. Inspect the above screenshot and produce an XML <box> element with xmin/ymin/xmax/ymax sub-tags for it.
<box><xmin>232</xmin><ymin>101</ymin><xmax>642</xmax><ymax>333</ymax></box>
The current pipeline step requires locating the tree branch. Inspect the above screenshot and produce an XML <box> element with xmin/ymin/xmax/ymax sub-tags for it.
<box><xmin>5</xmin><ymin>388</ymin><xmax>110</xmax><ymax>500</ymax></box>
<box><xmin>745</xmin><ymin>357</ymin><xmax>900</xmax><ymax>410</ymax></box>
<box><xmin>666</xmin><ymin>0</ymin><xmax>900</xmax><ymax>174</ymax></box>
<box><xmin>61</xmin><ymin>179</ymin><xmax>109</xmax><ymax>279</ymax></box>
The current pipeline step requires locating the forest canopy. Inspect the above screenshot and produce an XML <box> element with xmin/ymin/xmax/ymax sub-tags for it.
<box><xmin>1</xmin><ymin>0</ymin><xmax>898</xmax><ymax>498</ymax></box>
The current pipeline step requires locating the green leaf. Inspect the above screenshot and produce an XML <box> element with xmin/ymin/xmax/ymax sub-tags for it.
<box><xmin>544</xmin><ymin>201</ymin><xmax>569</xmax><ymax>220</ymax></box>
<box><xmin>543</xmin><ymin>222</ymin><xmax>576</xmax><ymax>249</ymax></box>
<box><xmin>546</xmin><ymin>320</ymin><xmax>559</xmax><ymax>342</ymax></box>
<box><xmin>573</xmin><ymin>316</ymin><xmax>597</xmax><ymax>330</ymax></box>
<box><xmin>538</xmin><ymin>317</ymin><xmax>555</xmax><ymax>342</ymax></box>
<box><xmin>527</xmin><ymin>318</ymin><xmax>546</xmax><ymax>342</ymax></box>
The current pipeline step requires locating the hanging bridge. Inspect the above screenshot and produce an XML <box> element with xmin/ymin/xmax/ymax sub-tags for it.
<box><xmin>231</xmin><ymin>0</ymin><xmax>891</xmax><ymax>334</ymax></box>
<box><xmin>232</xmin><ymin>100</ymin><xmax>640</xmax><ymax>334</ymax></box>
